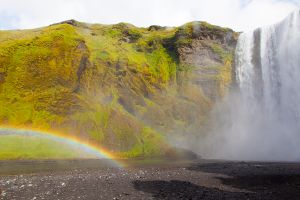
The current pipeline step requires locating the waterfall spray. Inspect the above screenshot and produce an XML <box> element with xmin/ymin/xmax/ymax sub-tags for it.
<box><xmin>202</xmin><ymin>10</ymin><xmax>300</xmax><ymax>161</ymax></box>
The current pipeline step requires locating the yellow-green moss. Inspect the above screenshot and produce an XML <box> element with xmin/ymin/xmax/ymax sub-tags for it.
<box><xmin>0</xmin><ymin>24</ymin><xmax>85</xmax><ymax>128</ymax></box>
<box><xmin>119</xmin><ymin>127</ymin><xmax>169</xmax><ymax>158</ymax></box>
<box><xmin>0</xmin><ymin>20</ymin><xmax>236</xmax><ymax>159</ymax></box>
<box><xmin>209</xmin><ymin>43</ymin><xmax>233</xmax><ymax>97</ymax></box>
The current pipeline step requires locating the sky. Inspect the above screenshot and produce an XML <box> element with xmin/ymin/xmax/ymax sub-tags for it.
<box><xmin>0</xmin><ymin>0</ymin><xmax>299</xmax><ymax>32</ymax></box>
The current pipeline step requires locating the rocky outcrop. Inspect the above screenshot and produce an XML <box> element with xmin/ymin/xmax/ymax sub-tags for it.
<box><xmin>175</xmin><ymin>22</ymin><xmax>238</xmax><ymax>101</ymax></box>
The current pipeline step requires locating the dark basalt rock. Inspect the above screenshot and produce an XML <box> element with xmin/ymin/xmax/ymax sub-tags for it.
<box><xmin>52</xmin><ymin>19</ymin><xmax>79</xmax><ymax>27</ymax></box>
<box><xmin>148</xmin><ymin>25</ymin><xmax>167</xmax><ymax>31</ymax></box>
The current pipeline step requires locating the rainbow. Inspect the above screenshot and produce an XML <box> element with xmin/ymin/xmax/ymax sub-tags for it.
<box><xmin>0</xmin><ymin>126</ymin><xmax>125</xmax><ymax>167</ymax></box>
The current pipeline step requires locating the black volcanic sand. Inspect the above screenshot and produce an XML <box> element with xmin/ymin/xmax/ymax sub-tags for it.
<box><xmin>0</xmin><ymin>159</ymin><xmax>300</xmax><ymax>200</ymax></box>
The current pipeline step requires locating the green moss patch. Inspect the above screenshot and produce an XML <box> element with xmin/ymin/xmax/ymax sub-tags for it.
<box><xmin>0</xmin><ymin>135</ymin><xmax>94</xmax><ymax>160</ymax></box>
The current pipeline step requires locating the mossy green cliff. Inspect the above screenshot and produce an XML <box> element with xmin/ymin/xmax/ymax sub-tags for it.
<box><xmin>0</xmin><ymin>20</ymin><xmax>237</xmax><ymax>158</ymax></box>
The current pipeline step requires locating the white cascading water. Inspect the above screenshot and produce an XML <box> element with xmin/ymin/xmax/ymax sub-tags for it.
<box><xmin>204</xmin><ymin>10</ymin><xmax>300</xmax><ymax>161</ymax></box>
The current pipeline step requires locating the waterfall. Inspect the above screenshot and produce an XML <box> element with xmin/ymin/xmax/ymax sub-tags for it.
<box><xmin>206</xmin><ymin>10</ymin><xmax>300</xmax><ymax>161</ymax></box>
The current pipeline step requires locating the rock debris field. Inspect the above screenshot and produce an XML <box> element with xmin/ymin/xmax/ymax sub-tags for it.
<box><xmin>0</xmin><ymin>159</ymin><xmax>300</xmax><ymax>200</ymax></box>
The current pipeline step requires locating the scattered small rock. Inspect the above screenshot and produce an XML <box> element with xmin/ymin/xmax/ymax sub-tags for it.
<box><xmin>1</xmin><ymin>190</ymin><xmax>6</xmax><ymax>197</ymax></box>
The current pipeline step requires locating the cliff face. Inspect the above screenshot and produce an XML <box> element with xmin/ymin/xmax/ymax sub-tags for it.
<box><xmin>0</xmin><ymin>20</ymin><xmax>237</xmax><ymax>157</ymax></box>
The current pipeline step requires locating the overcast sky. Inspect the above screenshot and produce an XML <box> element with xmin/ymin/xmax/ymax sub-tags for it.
<box><xmin>0</xmin><ymin>0</ymin><xmax>299</xmax><ymax>32</ymax></box>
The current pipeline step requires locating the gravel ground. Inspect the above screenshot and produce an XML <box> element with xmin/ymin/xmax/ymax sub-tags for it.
<box><xmin>0</xmin><ymin>159</ymin><xmax>300</xmax><ymax>200</ymax></box>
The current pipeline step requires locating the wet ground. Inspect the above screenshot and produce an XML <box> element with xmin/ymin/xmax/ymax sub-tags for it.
<box><xmin>0</xmin><ymin>159</ymin><xmax>300</xmax><ymax>199</ymax></box>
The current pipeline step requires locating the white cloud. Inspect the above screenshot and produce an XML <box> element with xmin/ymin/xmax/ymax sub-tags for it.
<box><xmin>0</xmin><ymin>0</ymin><xmax>298</xmax><ymax>31</ymax></box>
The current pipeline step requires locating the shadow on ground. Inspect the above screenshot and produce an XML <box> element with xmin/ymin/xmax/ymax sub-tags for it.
<box><xmin>187</xmin><ymin>161</ymin><xmax>300</xmax><ymax>200</ymax></box>
<box><xmin>132</xmin><ymin>161</ymin><xmax>300</xmax><ymax>200</ymax></box>
<box><xmin>133</xmin><ymin>180</ymin><xmax>253</xmax><ymax>200</ymax></box>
